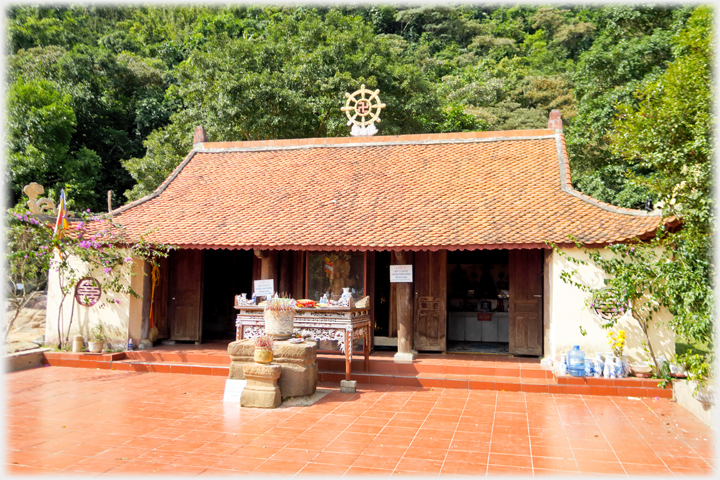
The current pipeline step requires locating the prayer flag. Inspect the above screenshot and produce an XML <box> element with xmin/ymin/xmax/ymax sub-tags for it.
<box><xmin>53</xmin><ymin>189</ymin><xmax>69</xmax><ymax>239</ymax></box>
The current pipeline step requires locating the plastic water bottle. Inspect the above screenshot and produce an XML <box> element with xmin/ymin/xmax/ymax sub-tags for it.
<box><xmin>567</xmin><ymin>345</ymin><xmax>586</xmax><ymax>377</ymax></box>
<box><xmin>128</xmin><ymin>338</ymin><xmax>133</xmax><ymax>351</ymax></box>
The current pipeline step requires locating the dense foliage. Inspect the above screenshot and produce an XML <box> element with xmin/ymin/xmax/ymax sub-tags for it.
<box><xmin>555</xmin><ymin>6</ymin><xmax>714</xmax><ymax>388</ymax></box>
<box><xmin>5</xmin><ymin>4</ymin><xmax>696</xmax><ymax>207</ymax></box>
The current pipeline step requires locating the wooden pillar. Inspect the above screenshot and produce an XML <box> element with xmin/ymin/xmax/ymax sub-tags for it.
<box><xmin>394</xmin><ymin>250</ymin><xmax>415</xmax><ymax>364</ymax></box>
<box><xmin>254</xmin><ymin>249</ymin><xmax>278</xmax><ymax>294</ymax></box>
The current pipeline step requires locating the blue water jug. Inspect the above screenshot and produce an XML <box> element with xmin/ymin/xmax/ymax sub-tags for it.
<box><xmin>568</xmin><ymin>345</ymin><xmax>586</xmax><ymax>376</ymax></box>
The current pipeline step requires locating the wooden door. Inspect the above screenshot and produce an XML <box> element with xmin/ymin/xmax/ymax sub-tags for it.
<box><xmin>168</xmin><ymin>249</ymin><xmax>203</xmax><ymax>342</ymax></box>
<box><xmin>414</xmin><ymin>250</ymin><xmax>447</xmax><ymax>352</ymax></box>
<box><xmin>509</xmin><ymin>249</ymin><xmax>543</xmax><ymax>356</ymax></box>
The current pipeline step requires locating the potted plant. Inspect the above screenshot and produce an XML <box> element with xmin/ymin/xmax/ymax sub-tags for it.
<box><xmin>88</xmin><ymin>323</ymin><xmax>106</xmax><ymax>353</ymax></box>
<box><xmin>607</xmin><ymin>330</ymin><xmax>628</xmax><ymax>377</ymax></box>
<box><xmin>254</xmin><ymin>335</ymin><xmax>274</xmax><ymax>363</ymax></box>
<box><xmin>670</xmin><ymin>355</ymin><xmax>688</xmax><ymax>378</ymax></box>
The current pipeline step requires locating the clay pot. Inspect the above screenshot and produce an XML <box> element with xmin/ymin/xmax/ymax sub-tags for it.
<box><xmin>88</xmin><ymin>341</ymin><xmax>103</xmax><ymax>353</ymax></box>
<box><xmin>264</xmin><ymin>309</ymin><xmax>294</xmax><ymax>340</ymax></box>
<box><xmin>254</xmin><ymin>348</ymin><xmax>273</xmax><ymax>364</ymax></box>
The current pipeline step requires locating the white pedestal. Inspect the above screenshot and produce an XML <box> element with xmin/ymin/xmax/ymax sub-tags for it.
<box><xmin>394</xmin><ymin>352</ymin><xmax>415</xmax><ymax>364</ymax></box>
<box><xmin>340</xmin><ymin>380</ymin><xmax>357</xmax><ymax>393</ymax></box>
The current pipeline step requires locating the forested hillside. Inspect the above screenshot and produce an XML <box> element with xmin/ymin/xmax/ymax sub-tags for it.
<box><xmin>6</xmin><ymin>4</ymin><xmax>698</xmax><ymax>211</ymax></box>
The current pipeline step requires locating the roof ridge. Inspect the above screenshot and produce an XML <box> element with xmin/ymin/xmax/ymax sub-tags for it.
<box><xmin>553</xmin><ymin>133</ymin><xmax>662</xmax><ymax>218</ymax></box>
<box><xmin>197</xmin><ymin>134</ymin><xmax>557</xmax><ymax>153</ymax></box>
<box><xmin>113</xmin><ymin>150</ymin><xmax>198</xmax><ymax>217</ymax></box>
<box><xmin>195</xmin><ymin>129</ymin><xmax>555</xmax><ymax>151</ymax></box>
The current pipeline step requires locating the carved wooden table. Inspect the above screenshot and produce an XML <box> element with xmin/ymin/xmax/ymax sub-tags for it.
<box><xmin>235</xmin><ymin>306</ymin><xmax>371</xmax><ymax>381</ymax></box>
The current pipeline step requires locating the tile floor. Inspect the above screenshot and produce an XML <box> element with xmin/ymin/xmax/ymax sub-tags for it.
<box><xmin>5</xmin><ymin>366</ymin><xmax>715</xmax><ymax>477</ymax></box>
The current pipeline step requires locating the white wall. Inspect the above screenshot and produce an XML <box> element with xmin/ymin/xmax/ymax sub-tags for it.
<box><xmin>45</xmin><ymin>253</ymin><xmax>146</xmax><ymax>347</ymax></box>
<box><xmin>546</xmin><ymin>247</ymin><xmax>675</xmax><ymax>365</ymax></box>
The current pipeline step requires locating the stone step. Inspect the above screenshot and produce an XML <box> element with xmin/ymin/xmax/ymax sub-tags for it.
<box><xmin>41</xmin><ymin>350</ymin><xmax>673</xmax><ymax>399</ymax></box>
<box><xmin>317</xmin><ymin>354</ymin><xmax>554</xmax><ymax>379</ymax></box>
<box><xmin>124</xmin><ymin>350</ymin><xmax>230</xmax><ymax>365</ymax></box>
<box><xmin>42</xmin><ymin>352</ymin><xmax>229</xmax><ymax>376</ymax></box>
<box><xmin>317</xmin><ymin>370</ymin><xmax>672</xmax><ymax>398</ymax></box>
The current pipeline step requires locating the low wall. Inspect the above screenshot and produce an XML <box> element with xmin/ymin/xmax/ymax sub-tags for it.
<box><xmin>45</xmin><ymin>253</ymin><xmax>146</xmax><ymax>347</ymax></box>
<box><xmin>546</xmin><ymin>247</ymin><xmax>675</xmax><ymax>365</ymax></box>
<box><xmin>5</xmin><ymin>348</ymin><xmax>51</xmax><ymax>373</ymax></box>
<box><xmin>674</xmin><ymin>380</ymin><xmax>716</xmax><ymax>430</ymax></box>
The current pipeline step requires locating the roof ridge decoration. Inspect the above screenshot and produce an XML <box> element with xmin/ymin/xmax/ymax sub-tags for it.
<box><xmin>341</xmin><ymin>85</ymin><xmax>385</xmax><ymax>137</ymax></box>
<box><xmin>553</xmin><ymin>133</ymin><xmax>661</xmax><ymax>218</ymax></box>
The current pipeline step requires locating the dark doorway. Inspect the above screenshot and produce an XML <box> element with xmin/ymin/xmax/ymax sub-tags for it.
<box><xmin>446</xmin><ymin>249</ymin><xmax>510</xmax><ymax>354</ymax></box>
<box><xmin>373</xmin><ymin>251</ymin><xmax>392</xmax><ymax>337</ymax></box>
<box><xmin>202</xmin><ymin>249</ymin><xmax>254</xmax><ymax>341</ymax></box>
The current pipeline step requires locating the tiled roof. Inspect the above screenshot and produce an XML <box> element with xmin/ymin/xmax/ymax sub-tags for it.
<box><xmin>113</xmin><ymin>129</ymin><xmax>662</xmax><ymax>250</ymax></box>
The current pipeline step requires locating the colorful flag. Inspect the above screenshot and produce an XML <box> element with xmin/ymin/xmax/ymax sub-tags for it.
<box><xmin>53</xmin><ymin>189</ymin><xmax>69</xmax><ymax>238</ymax></box>
<box><xmin>324</xmin><ymin>257</ymin><xmax>334</xmax><ymax>279</ymax></box>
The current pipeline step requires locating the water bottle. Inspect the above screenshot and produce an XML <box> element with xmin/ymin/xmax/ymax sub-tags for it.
<box><xmin>251</xmin><ymin>292</ymin><xmax>256</xmax><ymax>305</ymax></box>
<box><xmin>567</xmin><ymin>345</ymin><xmax>586</xmax><ymax>377</ymax></box>
<box><xmin>128</xmin><ymin>338</ymin><xmax>133</xmax><ymax>351</ymax></box>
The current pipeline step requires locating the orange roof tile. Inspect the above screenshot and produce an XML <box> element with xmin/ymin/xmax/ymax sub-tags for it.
<box><xmin>113</xmin><ymin>129</ymin><xmax>662</xmax><ymax>250</ymax></box>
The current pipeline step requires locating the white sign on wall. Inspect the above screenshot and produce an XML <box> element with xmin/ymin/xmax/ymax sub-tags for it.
<box><xmin>223</xmin><ymin>379</ymin><xmax>247</xmax><ymax>402</ymax></box>
<box><xmin>254</xmin><ymin>279</ymin><xmax>274</xmax><ymax>297</ymax></box>
<box><xmin>390</xmin><ymin>265</ymin><xmax>413</xmax><ymax>283</ymax></box>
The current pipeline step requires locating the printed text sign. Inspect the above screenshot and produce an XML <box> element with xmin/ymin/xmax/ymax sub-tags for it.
<box><xmin>254</xmin><ymin>279</ymin><xmax>274</xmax><ymax>297</ymax></box>
<box><xmin>223</xmin><ymin>379</ymin><xmax>247</xmax><ymax>402</ymax></box>
<box><xmin>390</xmin><ymin>265</ymin><xmax>413</xmax><ymax>283</ymax></box>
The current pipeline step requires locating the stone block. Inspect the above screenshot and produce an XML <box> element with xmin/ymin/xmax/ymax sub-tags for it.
<box><xmin>394</xmin><ymin>352</ymin><xmax>415</xmax><ymax>364</ymax></box>
<box><xmin>241</xmin><ymin>363</ymin><xmax>281</xmax><ymax>408</ymax></box>
<box><xmin>228</xmin><ymin>339</ymin><xmax>317</xmax><ymax>398</ymax></box>
<box><xmin>340</xmin><ymin>380</ymin><xmax>357</xmax><ymax>393</ymax></box>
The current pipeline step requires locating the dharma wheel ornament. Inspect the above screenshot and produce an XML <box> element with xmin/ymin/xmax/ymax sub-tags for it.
<box><xmin>341</xmin><ymin>85</ymin><xmax>386</xmax><ymax>137</ymax></box>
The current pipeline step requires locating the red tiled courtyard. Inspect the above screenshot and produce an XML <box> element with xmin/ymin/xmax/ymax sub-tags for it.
<box><xmin>5</xmin><ymin>366</ymin><xmax>715</xmax><ymax>476</ymax></box>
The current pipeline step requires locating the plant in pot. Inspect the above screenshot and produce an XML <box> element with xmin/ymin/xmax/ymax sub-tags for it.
<box><xmin>669</xmin><ymin>355</ymin><xmax>688</xmax><ymax>378</ymax></box>
<box><xmin>607</xmin><ymin>330</ymin><xmax>628</xmax><ymax>377</ymax></box>
<box><xmin>254</xmin><ymin>335</ymin><xmax>274</xmax><ymax>364</ymax></box>
<box><xmin>88</xmin><ymin>323</ymin><xmax>106</xmax><ymax>353</ymax></box>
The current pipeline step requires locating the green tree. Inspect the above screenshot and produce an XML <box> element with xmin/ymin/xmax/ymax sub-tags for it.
<box><xmin>611</xmin><ymin>5</ymin><xmax>714</xmax><ymax>381</ymax></box>
<box><xmin>558</xmin><ymin>6</ymin><xmax>714</xmax><ymax>389</ymax></box>
<box><xmin>566</xmin><ymin>6</ymin><xmax>693</xmax><ymax>208</ymax></box>
<box><xmin>7</xmin><ymin>79</ymin><xmax>102</xmax><ymax>209</ymax></box>
<box><xmin>123</xmin><ymin>9</ymin><xmax>443</xmax><ymax>201</ymax></box>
